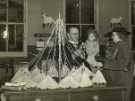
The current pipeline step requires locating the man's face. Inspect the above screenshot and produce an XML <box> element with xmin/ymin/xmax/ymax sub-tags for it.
<box><xmin>69</xmin><ymin>28</ymin><xmax>79</xmax><ymax>42</ymax></box>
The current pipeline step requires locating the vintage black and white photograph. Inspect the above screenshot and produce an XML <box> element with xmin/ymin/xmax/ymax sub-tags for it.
<box><xmin>0</xmin><ymin>0</ymin><xmax>135</xmax><ymax>101</ymax></box>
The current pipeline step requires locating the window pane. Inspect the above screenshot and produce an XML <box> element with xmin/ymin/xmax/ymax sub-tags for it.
<box><xmin>81</xmin><ymin>25</ymin><xmax>95</xmax><ymax>42</ymax></box>
<box><xmin>0</xmin><ymin>0</ymin><xmax>7</xmax><ymax>22</ymax></box>
<box><xmin>81</xmin><ymin>0</ymin><xmax>94</xmax><ymax>24</ymax></box>
<box><xmin>66</xmin><ymin>0</ymin><xmax>79</xmax><ymax>24</ymax></box>
<box><xmin>132</xmin><ymin>27</ymin><xmax>135</xmax><ymax>50</ymax></box>
<box><xmin>8</xmin><ymin>24</ymin><xmax>15</xmax><ymax>50</ymax></box>
<box><xmin>132</xmin><ymin>1</ymin><xmax>135</xmax><ymax>25</ymax></box>
<box><xmin>8</xmin><ymin>24</ymin><xmax>24</xmax><ymax>51</ymax></box>
<box><xmin>0</xmin><ymin>24</ymin><xmax>6</xmax><ymax>51</ymax></box>
<box><xmin>8</xmin><ymin>0</ymin><xmax>24</xmax><ymax>22</ymax></box>
<box><xmin>16</xmin><ymin>24</ymin><xmax>23</xmax><ymax>51</ymax></box>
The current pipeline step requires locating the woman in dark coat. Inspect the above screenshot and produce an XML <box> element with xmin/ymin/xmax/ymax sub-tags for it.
<box><xmin>104</xmin><ymin>27</ymin><xmax>133</xmax><ymax>101</ymax></box>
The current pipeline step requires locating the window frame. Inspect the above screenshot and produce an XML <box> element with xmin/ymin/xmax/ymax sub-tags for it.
<box><xmin>64</xmin><ymin>0</ymin><xmax>99</xmax><ymax>40</ymax></box>
<box><xmin>0</xmin><ymin>0</ymin><xmax>27</xmax><ymax>57</ymax></box>
<box><xmin>131</xmin><ymin>0</ymin><xmax>135</xmax><ymax>52</ymax></box>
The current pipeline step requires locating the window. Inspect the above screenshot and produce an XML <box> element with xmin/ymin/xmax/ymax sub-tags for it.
<box><xmin>65</xmin><ymin>0</ymin><xmax>97</xmax><ymax>42</ymax></box>
<box><xmin>132</xmin><ymin>0</ymin><xmax>135</xmax><ymax>50</ymax></box>
<box><xmin>0</xmin><ymin>0</ymin><xmax>27</xmax><ymax>57</ymax></box>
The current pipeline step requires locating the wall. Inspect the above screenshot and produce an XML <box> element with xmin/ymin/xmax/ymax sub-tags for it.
<box><xmin>98</xmin><ymin>0</ymin><xmax>129</xmax><ymax>42</ymax></box>
<box><xmin>26</xmin><ymin>0</ymin><xmax>130</xmax><ymax>45</ymax></box>
<box><xmin>27</xmin><ymin>0</ymin><xmax>64</xmax><ymax>45</ymax></box>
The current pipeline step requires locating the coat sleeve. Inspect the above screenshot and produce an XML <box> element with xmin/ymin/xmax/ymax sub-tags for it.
<box><xmin>117</xmin><ymin>41</ymin><xmax>131</xmax><ymax>70</ymax></box>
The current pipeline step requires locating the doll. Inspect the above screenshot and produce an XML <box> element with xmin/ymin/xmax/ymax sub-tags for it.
<box><xmin>85</xmin><ymin>28</ymin><xmax>106</xmax><ymax>85</ymax></box>
<box><xmin>85</xmin><ymin>29</ymin><xmax>103</xmax><ymax>68</ymax></box>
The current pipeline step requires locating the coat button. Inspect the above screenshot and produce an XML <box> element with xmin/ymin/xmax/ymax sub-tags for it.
<box><xmin>92</xmin><ymin>95</ymin><xmax>99</xmax><ymax>101</ymax></box>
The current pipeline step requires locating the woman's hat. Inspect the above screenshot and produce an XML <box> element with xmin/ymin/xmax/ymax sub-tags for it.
<box><xmin>104</xmin><ymin>27</ymin><xmax>130</xmax><ymax>38</ymax></box>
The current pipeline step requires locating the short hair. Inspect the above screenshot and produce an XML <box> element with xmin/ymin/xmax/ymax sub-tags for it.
<box><xmin>67</xmin><ymin>26</ymin><xmax>79</xmax><ymax>33</ymax></box>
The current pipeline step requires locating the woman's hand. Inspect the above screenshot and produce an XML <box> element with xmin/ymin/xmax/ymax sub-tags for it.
<box><xmin>96</xmin><ymin>62</ymin><xmax>103</xmax><ymax>68</ymax></box>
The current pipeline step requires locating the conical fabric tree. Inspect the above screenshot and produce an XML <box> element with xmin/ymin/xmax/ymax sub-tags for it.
<box><xmin>28</xmin><ymin>13</ymin><xmax>71</xmax><ymax>80</ymax></box>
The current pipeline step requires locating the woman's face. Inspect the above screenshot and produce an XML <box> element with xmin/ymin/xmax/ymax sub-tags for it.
<box><xmin>88</xmin><ymin>33</ymin><xmax>96</xmax><ymax>41</ymax></box>
<box><xmin>112</xmin><ymin>32</ymin><xmax>120</xmax><ymax>43</ymax></box>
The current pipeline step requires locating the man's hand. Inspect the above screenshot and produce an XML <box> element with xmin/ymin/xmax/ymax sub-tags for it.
<box><xmin>73</xmin><ymin>49</ymin><xmax>85</xmax><ymax>59</ymax></box>
<box><xmin>79</xmin><ymin>42</ymin><xmax>85</xmax><ymax>49</ymax></box>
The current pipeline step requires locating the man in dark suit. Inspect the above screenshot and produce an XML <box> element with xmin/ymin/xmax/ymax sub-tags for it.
<box><xmin>65</xmin><ymin>27</ymin><xmax>86</xmax><ymax>69</ymax></box>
